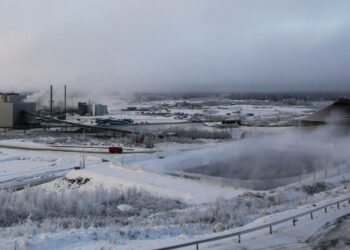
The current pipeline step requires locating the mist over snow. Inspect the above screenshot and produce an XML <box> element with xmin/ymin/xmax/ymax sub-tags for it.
<box><xmin>134</xmin><ymin>126</ymin><xmax>350</xmax><ymax>180</ymax></box>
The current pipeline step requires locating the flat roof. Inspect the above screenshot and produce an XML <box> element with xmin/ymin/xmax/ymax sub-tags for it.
<box><xmin>0</xmin><ymin>92</ymin><xmax>19</xmax><ymax>95</ymax></box>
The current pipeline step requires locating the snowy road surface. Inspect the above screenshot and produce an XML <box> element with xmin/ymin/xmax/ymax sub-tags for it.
<box><xmin>0</xmin><ymin>147</ymin><xmax>102</xmax><ymax>189</ymax></box>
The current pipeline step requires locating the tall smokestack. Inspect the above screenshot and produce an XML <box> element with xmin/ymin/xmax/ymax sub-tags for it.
<box><xmin>50</xmin><ymin>85</ymin><xmax>53</xmax><ymax>117</ymax></box>
<box><xmin>64</xmin><ymin>85</ymin><xmax>67</xmax><ymax>114</ymax></box>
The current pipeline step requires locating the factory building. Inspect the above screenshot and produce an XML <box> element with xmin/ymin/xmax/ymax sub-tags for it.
<box><xmin>78</xmin><ymin>102</ymin><xmax>89</xmax><ymax>116</ymax></box>
<box><xmin>0</xmin><ymin>93</ymin><xmax>36</xmax><ymax>128</ymax></box>
<box><xmin>301</xmin><ymin>99</ymin><xmax>350</xmax><ymax>126</ymax></box>
<box><xmin>78</xmin><ymin>102</ymin><xmax>108</xmax><ymax>116</ymax></box>
<box><xmin>88</xmin><ymin>104</ymin><xmax>108</xmax><ymax>116</ymax></box>
<box><xmin>93</xmin><ymin>104</ymin><xmax>108</xmax><ymax>116</ymax></box>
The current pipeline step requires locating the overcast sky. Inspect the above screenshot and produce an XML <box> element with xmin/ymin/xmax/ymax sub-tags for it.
<box><xmin>1</xmin><ymin>0</ymin><xmax>350</xmax><ymax>94</ymax></box>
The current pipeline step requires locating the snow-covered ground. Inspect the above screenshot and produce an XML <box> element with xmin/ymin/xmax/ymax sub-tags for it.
<box><xmin>129</xmin><ymin>195</ymin><xmax>350</xmax><ymax>250</ymax></box>
<box><xmin>0</xmin><ymin>146</ymin><xmax>103</xmax><ymax>189</ymax></box>
<box><xmin>0</xmin><ymin>167</ymin><xmax>349</xmax><ymax>250</ymax></box>
<box><xmin>67</xmin><ymin>98</ymin><xmax>316</xmax><ymax>127</ymax></box>
<box><xmin>66</xmin><ymin>162</ymin><xmax>246</xmax><ymax>204</ymax></box>
<box><xmin>1</xmin><ymin>130</ymin><xmax>349</xmax><ymax>249</ymax></box>
<box><xmin>0</xmin><ymin>99</ymin><xmax>349</xmax><ymax>250</ymax></box>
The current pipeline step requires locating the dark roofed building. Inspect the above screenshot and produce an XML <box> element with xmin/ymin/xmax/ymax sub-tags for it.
<box><xmin>0</xmin><ymin>93</ymin><xmax>36</xmax><ymax>128</ymax></box>
<box><xmin>301</xmin><ymin>99</ymin><xmax>350</xmax><ymax>126</ymax></box>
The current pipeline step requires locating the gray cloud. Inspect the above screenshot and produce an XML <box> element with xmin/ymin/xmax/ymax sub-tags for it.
<box><xmin>0</xmin><ymin>0</ymin><xmax>349</xmax><ymax>93</ymax></box>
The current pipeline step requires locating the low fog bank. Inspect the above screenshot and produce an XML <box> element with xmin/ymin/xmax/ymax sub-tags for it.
<box><xmin>141</xmin><ymin>126</ymin><xmax>350</xmax><ymax>180</ymax></box>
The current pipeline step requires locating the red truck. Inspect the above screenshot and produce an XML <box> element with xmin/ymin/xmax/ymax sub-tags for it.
<box><xmin>108</xmin><ymin>146</ymin><xmax>123</xmax><ymax>154</ymax></box>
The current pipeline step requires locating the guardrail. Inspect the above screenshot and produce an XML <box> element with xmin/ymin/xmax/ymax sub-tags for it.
<box><xmin>155</xmin><ymin>196</ymin><xmax>350</xmax><ymax>250</ymax></box>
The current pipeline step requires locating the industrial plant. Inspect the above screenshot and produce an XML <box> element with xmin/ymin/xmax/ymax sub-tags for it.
<box><xmin>0</xmin><ymin>86</ymin><xmax>111</xmax><ymax>131</ymax></box>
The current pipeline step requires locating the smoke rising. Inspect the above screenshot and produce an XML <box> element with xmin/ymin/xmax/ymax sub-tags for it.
<box><xmin>138</xmin><ymin>125</ymin><xmax>350</xmax><ymax>181</ymax></box>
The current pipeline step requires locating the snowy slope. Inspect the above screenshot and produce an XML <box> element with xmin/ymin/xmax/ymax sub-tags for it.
<box><xmin>66</xmin><ymin>163</ymin><xmax>246</xmax><ymax>204</ymax></box>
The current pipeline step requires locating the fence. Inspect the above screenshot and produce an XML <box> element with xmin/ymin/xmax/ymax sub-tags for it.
<box><xmin>155</xmin><ymin>195</ymin><xmax>350</xmax><ymax>250</ymax></box>
<box><xmin>174</xmin><ymin>163</ymin><xmax>350</xmax><ymax>190</ymax></box>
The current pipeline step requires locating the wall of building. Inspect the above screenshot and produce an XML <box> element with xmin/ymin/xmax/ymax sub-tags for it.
<box><xmin>87</xmin><ymin>104</ymin><xmax>108</xmax><ymax>116</ymax></box>
<box><xmin>0</xmin><ymin>103</ymin><xmax>13</xmax><ymax>128</ymax></box>
<box><xmin>95</xmin><ymin>104</ymin><xmax>108</xmax><ymax>116</ymax></box>
<box><xmin>7</xmin><ymin>94</ymin><xmax>22</xmax><ymax>104</ymax></box>
<box><xmin>13</xmin><ymin>102</ymin><xmax>36</xmax><ymax>126</ymax></box>
<box><xmin>0</xmin><ymin>93</ymin><xmax>36</xmax><ymax>128</ymax></box>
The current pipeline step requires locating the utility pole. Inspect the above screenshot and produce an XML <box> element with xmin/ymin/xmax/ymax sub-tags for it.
<box><xmin>64</xmin><ymin>85</ymin><xmax>67</xmax><ymax>132</ymax></box>
<box><xmin>64</xmin><ymin>85</ymin><xmax>67</xmax><ymax>114</ymax></box>
<box><xmin>82</xmin><ymin>128</ymin><xmax>86</xmax><ymax>168</ymax></box>
<box><xmin>50</xmin><ymin>85</ymin><xmax>53</xmax><ymax>117</ymax></box>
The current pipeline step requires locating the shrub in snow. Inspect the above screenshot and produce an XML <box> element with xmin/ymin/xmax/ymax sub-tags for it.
<box><xmin>184</xmin><ymin>190</ymin><xmax>308</xmax><ymax>231</ymax></box>
<box><xmin>63</xmin><ymin>177</ymin><xmax>90</xmax><ymax>187</ymax></box>
<box><xmin>213</xmin><ymin>223</ymin><xmax>226</xmax><ymax>232</ymax></box>
<box><xmin>130</xmin><ymin>133</ymin><xmax>155</xmax><ymax>148</ymax></box>
<box><xmin>0</xmin><ymin>178</ymin><xmax>326</xmax><ymax>240</ymax></box>
<box><xmin>302</xmin><ymin>182</ymin><xmax>334</xmax><ymax>195</ymax></box>
<box><xmin>209</xmin><ymin>196</ymin><xmax>227</xmax><ymax>223</ymax></box>
<box><xmin>131</xmin><ymin>133</ymin><xmax>146</xmax><ymax>144</ymax></box>
<box><xmin>263</xmin><ymin>191</ymin><xmax>287</xmax><ymax>206</ymax></box>
<box><xmin>274</xmin><ymin>191</ymin><xmax>287</xmax><ymax>205</ymax></box>
<box><xmin>0</xmin><ymin>185</ymin><xmax>185</xmax><ymax>228</ymax></box>
<box><xmin>166</xmin><ymin>127</ymin><xmax>231</xmax><ymax>140</ymax></box>
<box><xmin>240</xmin><ymin>192</ymin><xmax>265</xmax><ymax>199</ymax></box>
<box><xmin>144</xmin><ymin>135</ymin><xmax>155</xmax><ymax>148</ymax></box>
<box><xmin>33</xmin><ymin>136</ymin><xmax>57</xmax><ymax>144</ymax></box>
<box><xmin>117</xmin><ymin>204</ymin><xmax>135</xmax><ymax>215</ymax></box>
